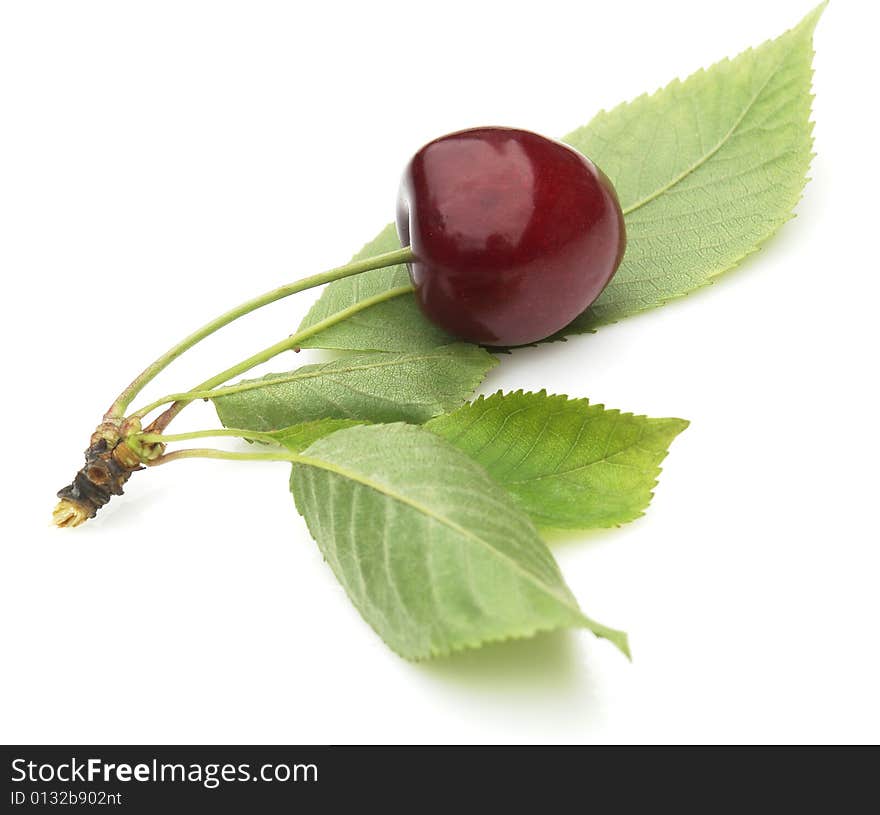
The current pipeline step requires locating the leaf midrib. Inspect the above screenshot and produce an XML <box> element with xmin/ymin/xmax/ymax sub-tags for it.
<box><xmin>294</xmin><ymin>447</ymin><xmax>580</xmax><ymax>614</ymax></box>
<box><xmin>226</xmin><ymin>348</ymin><xmax>482</xmax><ymax>394</ymax></box>
<box><xmin>620</xmin><ymin>45</ymin><xmax>794</xmax><ymax>217</ymax></box>
<box><xmin>504</xmin><ymin>438</ymin><xmax>667</xmax><ymax>485</ymax></box>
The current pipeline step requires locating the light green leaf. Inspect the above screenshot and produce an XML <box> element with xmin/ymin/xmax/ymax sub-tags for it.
<box><xmin>296</xmin><ymin>5</ymin><xmax>821</xmax><ymax>350</ymax></box>
<box><xmin>289</xmin><ymin>423</ymin><xmax>629</xmax><ymax>659</ymax></box>
<box><xmin>426</xmin><ymin>391</ymin><xmax>689</xmax><ymax>529</ymax></box>
<box><xmin>213</xmin><ymin>344</ymin><xmax>497</xmax><ymax>431</ymax></box>
<box><xmin>561</xmin><ymin>3</ymin><xmax>822</xmax><ymax>332</ymax></box>
<box><xmin>266</xmin><ymin>418</ymin><xmax>368</xmax><ymax>452</ymax></box>
<box><xmin>296</xmin><ymin>225</ymin><xmax>454</xmax><ymax>352</ymax></box>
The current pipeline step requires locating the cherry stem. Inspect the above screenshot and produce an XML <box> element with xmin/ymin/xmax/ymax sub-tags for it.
<box><xmin>148</xmin><ymin>447</ymin><xmax>303</xmax><ymax>467</ymax></box>
<box><xmin>105</xmin><ymin>246</ymin><xmax>414</xmax><ymax>420</ymax></box>
<box><xmin>130</xmin><ymin>284</ymin><xmax>415</xmax><ymax>428</ymax></box>
<box><xmin>147</xmin><ymin>445</ymin><xmax>385</xmax><ymax>489</ymax></box>
<box><xmin>137</xmin><ymin>428</ymin><xmax>282</xmax><ymax>446</ymax></box>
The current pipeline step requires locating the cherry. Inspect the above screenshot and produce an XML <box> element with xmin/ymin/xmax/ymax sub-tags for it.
<box><xmin>396</xmin><ymin>127</ymin><xmax>626</xmax><ymax>346</ymax></box>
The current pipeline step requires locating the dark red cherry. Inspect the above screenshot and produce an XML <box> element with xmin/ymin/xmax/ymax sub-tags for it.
<box><xmin>396</xmin><ymin>126</ymin><xmax>626</xmax><ymax>346</ymax></box>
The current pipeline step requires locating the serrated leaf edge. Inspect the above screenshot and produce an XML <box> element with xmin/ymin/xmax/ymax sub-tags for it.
<box><xmin>565</xmin><ymin>3</ymin><xmax>823</xmax><ymax>330</ymax></box>
<box><xmin>427</xmin><ymin>389</ymin><xmax>690</xmax><ymax>531</ymax></box>
<box><xmin>292</xmin><ymin>422</ymin><xmax>630</xmax><ymax>659</ymax></box>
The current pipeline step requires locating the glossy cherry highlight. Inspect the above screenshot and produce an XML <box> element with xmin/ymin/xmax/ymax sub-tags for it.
<box><xmin>396</xmin><ymin>127</ymin><xmax>626</xmax><ymax>346</ymax></box>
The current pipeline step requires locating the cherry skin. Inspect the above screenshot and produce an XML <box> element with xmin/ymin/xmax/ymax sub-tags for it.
<box><xmin>396</xmin><ymin>126</ymin><xmax>626</xmax><ymax>346</ymax></box>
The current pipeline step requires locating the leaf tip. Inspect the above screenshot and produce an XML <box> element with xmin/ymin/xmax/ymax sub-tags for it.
<box><xmin>581</xmin><ymin>615</ymin><xmax>631</xmax><ymax>660</ymax></box>
<box><xmin>610</xmin><ymin>629</ymin><xmax>633</xmax><ymax>661</ymax></box>
<box><xmin>798</xmin><ymin>1</ymin><xmax>828</xmax><ymax>38</ymax></box>
<box><xmin>669</xmin><ymin>417</ymin><xmax>691</xmax><ymax>435</ymax></box>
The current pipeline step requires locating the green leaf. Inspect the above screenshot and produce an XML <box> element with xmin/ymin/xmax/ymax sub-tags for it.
<box><xmin>296</xmin><ymin>225</ymin><xmax>454</xmax><ymax>352</ymax></box>
<box><xmin>426</xmin><ymin>391</ymin><xmax>688</xmax><ymax>529</ymax></box>
<box><xmin>266</xmin><ymin>418</ymin><xmax>368</xmax><ymax>452</ymax></box>
<box><xmin>213</xmin><ymin>344</ymin><xmax>497</xmax><ymax>431</ymax></box>
<box><xmin>296</xmin><ymin>5</ymin><xmax>821</xmax><ymax>350</ymax></box>
<box><xmin>288</xmin><ymin>423</ymin><xmax>629</xmax><ymax>659</ymax></box>
<box><xmin>561</xmin><ymin>3</ymin><xmax>822</xmax><ymax>332</ymax></box>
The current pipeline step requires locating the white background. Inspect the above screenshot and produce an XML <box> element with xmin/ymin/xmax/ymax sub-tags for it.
<box><xmin>1</xmin><ymin>0</ymin><xmax>877</xmax><ymax>745</ymax></box>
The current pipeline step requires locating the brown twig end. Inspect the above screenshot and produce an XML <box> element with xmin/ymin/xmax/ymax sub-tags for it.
<box><xmin>52</xmin><ymin>499</ymin><xmax>92</xmax><ymax>528</ymax></box>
